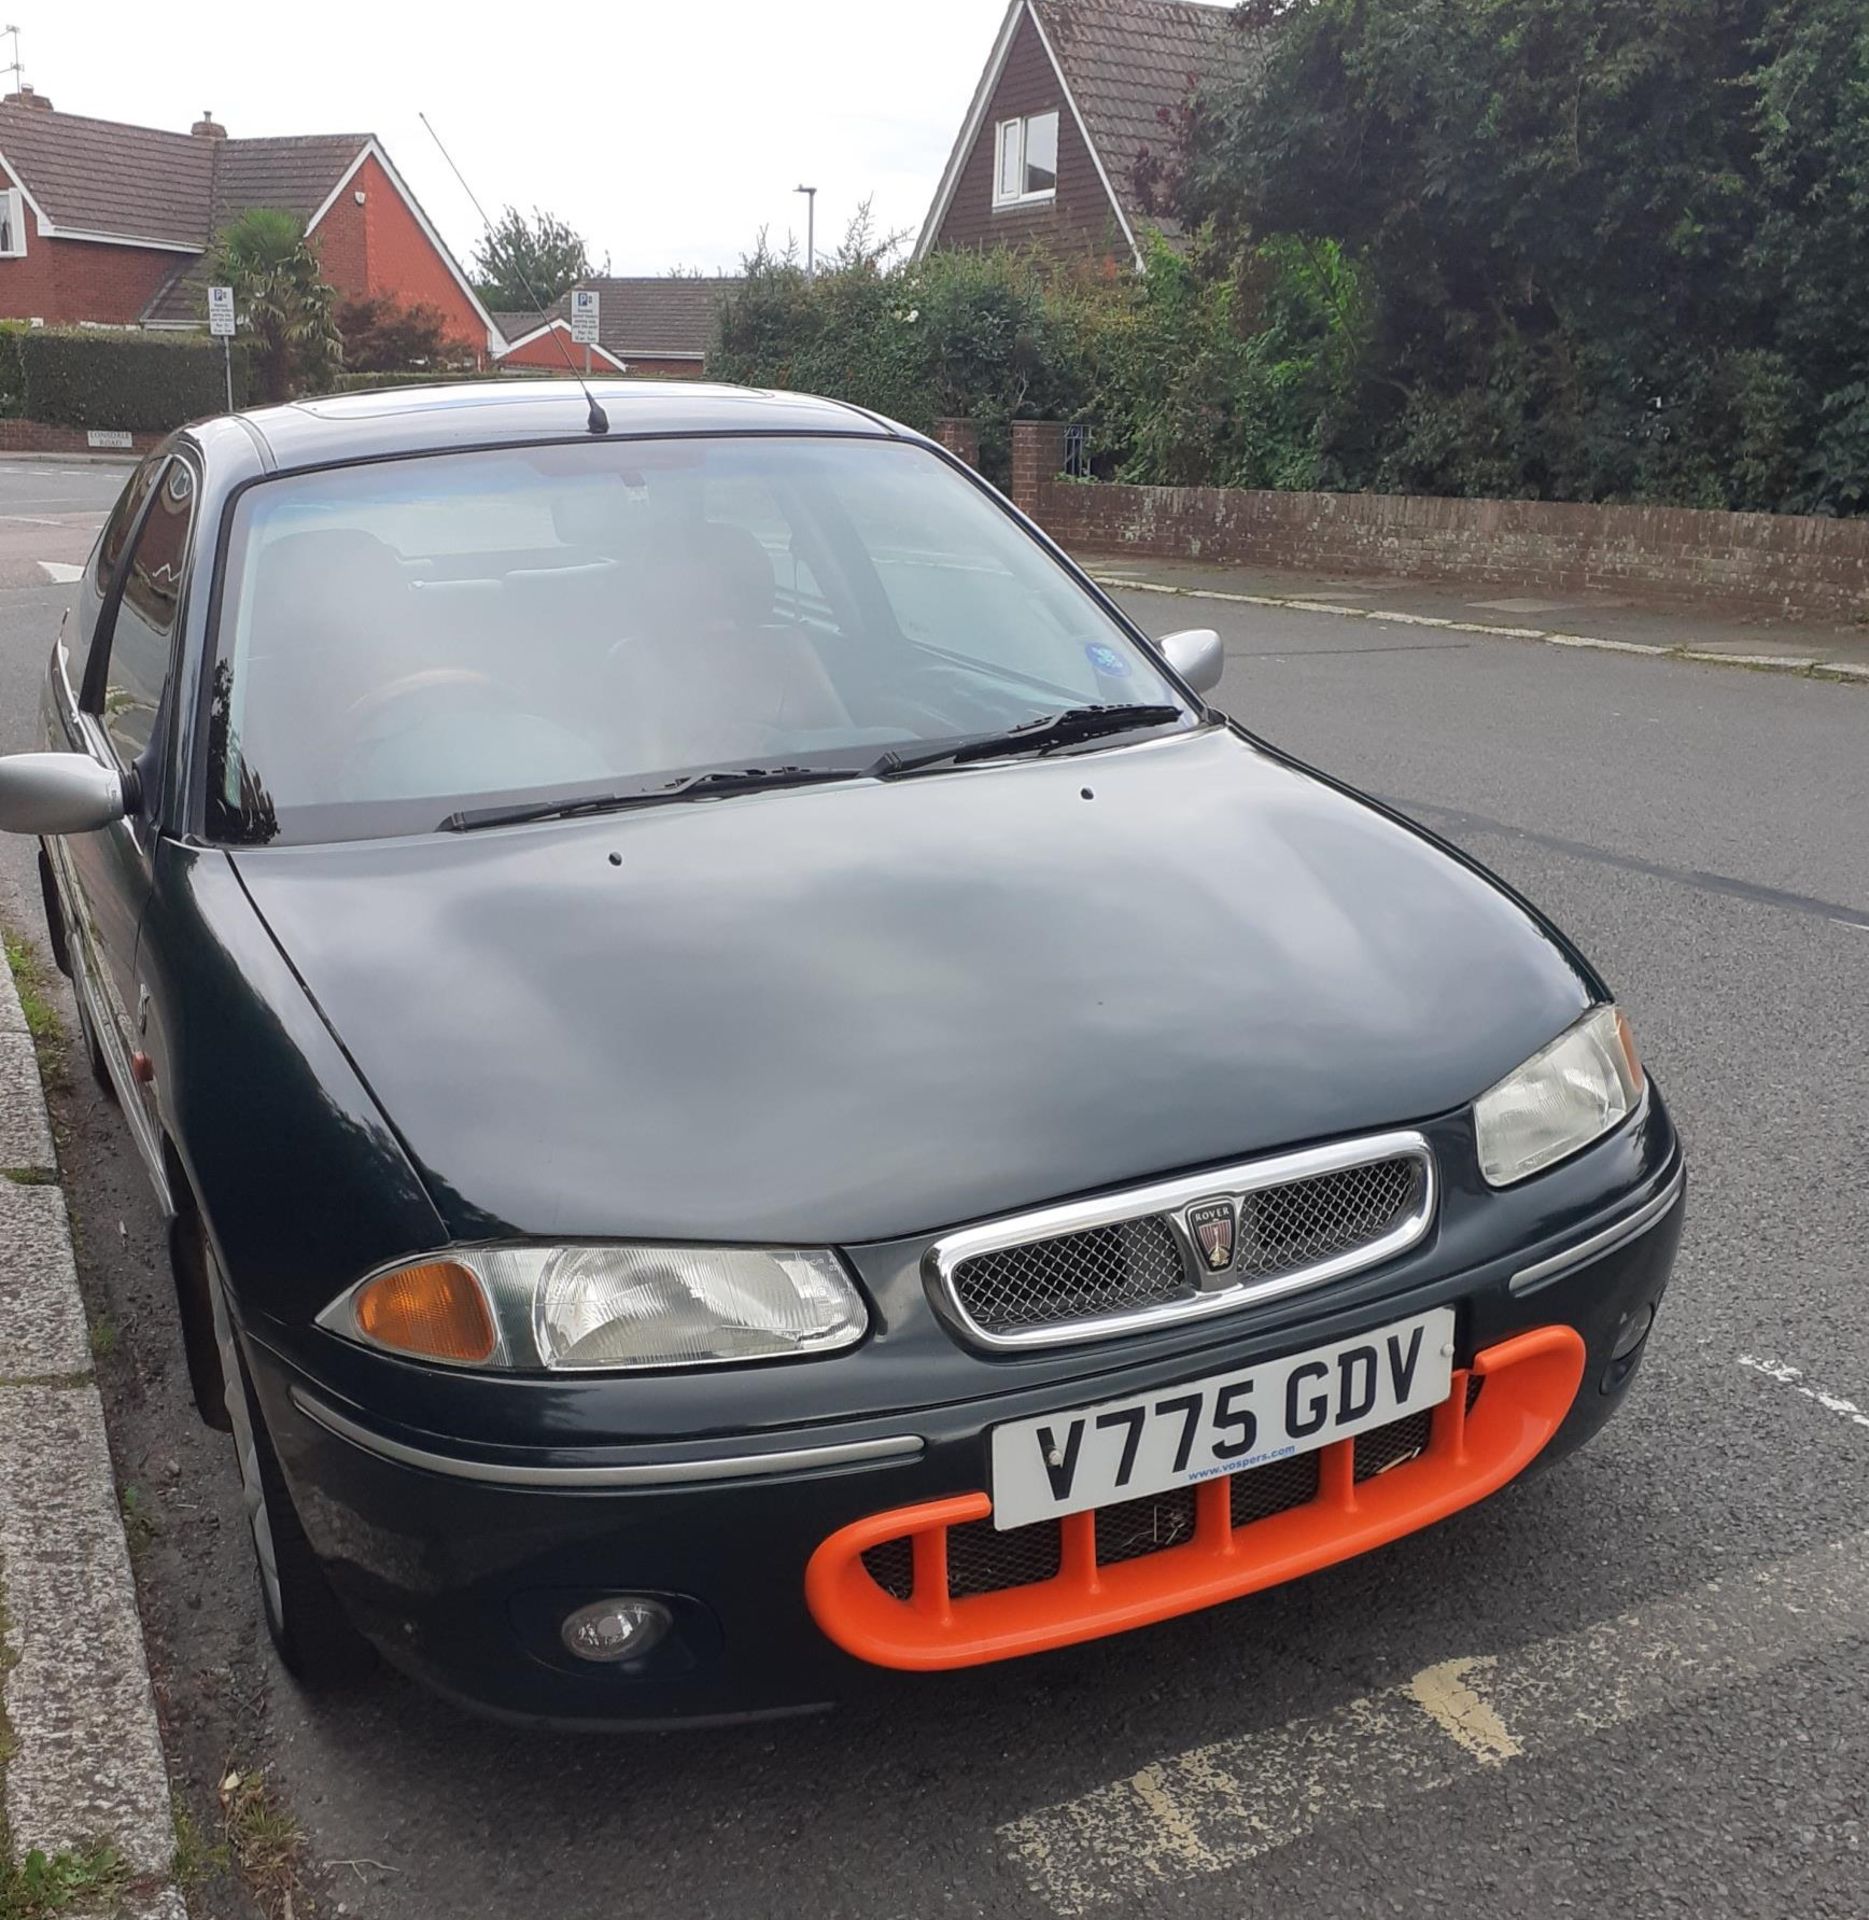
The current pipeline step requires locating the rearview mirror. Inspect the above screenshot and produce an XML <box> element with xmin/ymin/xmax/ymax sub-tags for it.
<box><xmin>0</xmin><ymin>753</ymin><xmax>128</xmax><ymax>835</ymax></box>
<box><xmin>1160</xmin><ymin>628</ymin><xmax>1223</xmax><ymax>697</ymax></box>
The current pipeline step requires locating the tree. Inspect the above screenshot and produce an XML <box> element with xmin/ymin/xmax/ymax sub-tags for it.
<box><xmin>471</xmin><ymin>206</ymin><xmax>599</xmax><ymax>311</ymax></box>
<box><xmin>214</xmin><ymin>208</ymin><xmax>343</xmax><ymax>403</ymax></box>
<box><xmin>335</xmin><ymin>293</ymin><xmax>461</xmax><ymax>372</ymax></box>
<box><xmin>1150</xmin><ymin>0</ymin><xmax>1869</xmax><ymax>510</ymax></box>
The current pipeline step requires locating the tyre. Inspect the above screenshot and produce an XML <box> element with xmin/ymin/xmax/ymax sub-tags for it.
<box><xmin>206</xmin><ymin>1234</ymin><xmax>376</xmax><ymax>1688</ymax></box>
<box><xmin>70</xmin><ymin>954</ymin><xmax>115</xmax><ymax>1097</ymax></box>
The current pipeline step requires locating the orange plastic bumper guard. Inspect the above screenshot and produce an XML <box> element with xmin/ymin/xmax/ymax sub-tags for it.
<box><xmin>806</xmin><ymin>1325</ymin><xmax>1586</xmax><ymax>1671</ymax></box>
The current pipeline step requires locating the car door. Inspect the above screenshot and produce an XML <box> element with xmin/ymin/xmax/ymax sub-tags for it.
<box><xmin>59</xmin><ymin>451</ymin><xmax>199</xmax><ymax>1191</ymax></box>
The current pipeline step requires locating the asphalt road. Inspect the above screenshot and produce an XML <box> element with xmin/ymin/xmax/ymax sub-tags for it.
<box><xmin>2</xmin><ymin>458</ymin><xmax>1866</xmax><ymax>1920</ymax></box>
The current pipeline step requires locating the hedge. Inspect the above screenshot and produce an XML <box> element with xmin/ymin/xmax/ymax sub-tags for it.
<box><xmin>0</xmin><ymin>325</ymin><xmax>250</xmax><ymax>432</ymax></box>
<box><xmin>319</xmin><ymin>368</ymin><xmax>511</xmax><ymax>393</ymax></box>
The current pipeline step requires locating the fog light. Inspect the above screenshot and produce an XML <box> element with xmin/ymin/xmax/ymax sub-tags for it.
<box><xmin>1611</xmin><ymin>1303</ymin><xmax>1655</xmax><ymax>1362</ymax></box>
<box><xmin>560</xmin><ymin>1597</ymin><xmax>673</xmax><ymax>1664</ymax></box>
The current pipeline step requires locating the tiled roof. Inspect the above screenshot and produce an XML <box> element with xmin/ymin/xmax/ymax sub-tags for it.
<box><xmin>213</xmin><ymin>134</ymin><xmax>372</xmax><ymax>223</ymax></box>
<box><xmin>138</xmin><ymin>133</ymin><xmax>372</xmax><ymax>325</ymax></box>
<box><xmin>0</xmin><ymin>101</ymin><xmax>217</xmax><ymax>245</ymax></box>
<box><xmin>532</xmin><ymin>278</ymin><xmax>745</xmax><ymax>361</ymax></box>
<box><xmin>0</xmin><ymin>101</ymin><xmax>372</xmax><ymax>321</ymax></box>
<box><xmin>1029</xmin><ymin>0</ymin><xmax>1253</xmax><ymax>238</ymax></box>
<box><xmin>137</xmin><ymin>135</ymin><xmax>372</xmax><ymax>326</ymax></box>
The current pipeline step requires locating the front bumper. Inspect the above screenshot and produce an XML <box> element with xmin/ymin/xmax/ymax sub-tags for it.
<box><xmin>244</xmin><ymin>1137</ymin><xmax>1684</xmax><ymax>1727</ymax></box>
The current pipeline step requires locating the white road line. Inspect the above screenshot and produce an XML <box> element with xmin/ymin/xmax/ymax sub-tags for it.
<box><xmin>1739</xmin><ymin>1354</ymin><xmax>1869</xmax><ymax>1430</ymax></box>
<box><xmin>1405</xmin><ymin>1656</ymin><xmax>1522</xmax><ymax>1765</ymax></box>
<box><xmin>997</xmin><ymin>1529</ymin><xmax>1869</xmax><ymax>1914</ymax></box>
<box><xmin>37</xmin><ymin>561</ymin><xmax>83</xmax><ymax>584</ymax></box>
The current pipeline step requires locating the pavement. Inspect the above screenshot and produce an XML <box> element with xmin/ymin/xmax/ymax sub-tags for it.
<box><xmin>0</xmin><ymin>801</ymin><xmax>182</xmax><ymax>1910</ymax></box>
<box><xmin>0</xmin><ymin>460</ymin><xmax>1865</xmax><ymax>1920</ymax></box>
<box><xmin>1082</xmin><ymin>554</ymin><xmax>1869</xmax><ymax>681</ymax></box>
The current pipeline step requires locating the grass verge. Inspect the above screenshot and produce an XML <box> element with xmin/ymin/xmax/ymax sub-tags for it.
<box><xmin>1</xmin><ymin>936</ymin><xmax>63</xmax><ymax>1091</ymax></box>
<box><xmin>218</xmin><ymin>1766</ymin><xmax>308</xmax><ymax>1918</ymax></box>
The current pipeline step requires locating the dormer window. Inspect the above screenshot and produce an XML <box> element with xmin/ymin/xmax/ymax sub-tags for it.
<box><xmin>993</xmin><ymin>111</ymin><xmax>1059</xmax><ymax>209</ymax></box>
<box><xmin>0</xmin><ymin>187</ymin><xmax>26</xmax><ymax>258</ymax></box>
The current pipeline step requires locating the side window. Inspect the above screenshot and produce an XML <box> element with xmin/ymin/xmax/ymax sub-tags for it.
<box><xmin>78</xmin><ymin>453</ymin><xmax>167</xmax><ymax>691</ymax></box>
<box><xmin>96</xmin><ymin>461</ymin><xmax>196</xmax><ymax>769</ymax></box>
<box><xmin>90</xmin><ymin>454</ymin><xmax>165</xmax><ymax>598</ymax></box>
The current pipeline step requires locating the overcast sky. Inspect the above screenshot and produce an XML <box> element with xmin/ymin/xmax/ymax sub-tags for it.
<box><xmin>19</xmin><ymin>0</ymin><xmax>1014</xmax><ymax>277</ymax></box>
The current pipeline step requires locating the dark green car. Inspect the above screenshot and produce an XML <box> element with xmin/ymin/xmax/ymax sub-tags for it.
<box><xmin>0</xmin><ymin>382</ymin><xmax>1683</xmax><ymax>1724</ymax></box>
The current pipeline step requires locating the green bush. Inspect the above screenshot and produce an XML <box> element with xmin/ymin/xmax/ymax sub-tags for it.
<box><xmin>707</xmin><ymin>234</ymin><xmax>1374</xmax><ymax>491</ymax></box>
<box><xmin>711</xmin><ymin>244</ymin><xmax>1096</xmax><ymax>484</ymax></box>
<box><xmin>0</xmin><ymin>324</ymin><xmax>24</xmax><ymax>418</ymax></box>
<box><xmin>0</xmin><ymin>325</ymin><xmax>250</xmax><ymax>431</ymax></box>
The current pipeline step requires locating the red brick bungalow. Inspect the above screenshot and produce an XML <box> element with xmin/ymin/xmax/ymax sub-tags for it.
<box><xmin>0</xmin><ymin>86</ymin><xmax>503</xmax><ymax>356</ymax></box>
<box><xmin>494</xmin><ymin>277</ymin><xmax>741</xmax><ymax>382</ymax></box>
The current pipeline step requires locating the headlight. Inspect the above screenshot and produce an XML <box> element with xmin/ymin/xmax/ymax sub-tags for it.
<box><xmin>1474</xmin><ymin>1004</ymin><xmax>1645</xmax><ymax>1187</ymax></box>
<box><xmin>318</xmin><ymin>1244</ymin><xmax>868</xmax><ymax>1372</ymax></box>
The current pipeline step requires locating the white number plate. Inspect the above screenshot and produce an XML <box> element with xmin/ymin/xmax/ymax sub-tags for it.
<box><xmin>989</xmin><ymin>1307</ymin><xmax>1455</xmax><ymax>1531</ymax></box>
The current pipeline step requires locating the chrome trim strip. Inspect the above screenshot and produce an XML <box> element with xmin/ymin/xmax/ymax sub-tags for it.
<box><xmin>288</xmin><ymin>1387</ymin><xmax>924</xmax><ymax>1488</ymax></box>
<box><xmin>1509</xmin><ymin>1166</ymin><xmax>1686</xmax><ymax>1296</ymax></box>
<box><xmin>927</xmin><ymin>1130</ymin><xmax>1437</xmax><ymax>1352</ymax></box>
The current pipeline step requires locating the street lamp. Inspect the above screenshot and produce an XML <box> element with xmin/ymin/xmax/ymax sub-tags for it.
<box><xmin>795</xmin><ymin>184</ymin><xmax>817</xmax><ymax>277</ymax></box>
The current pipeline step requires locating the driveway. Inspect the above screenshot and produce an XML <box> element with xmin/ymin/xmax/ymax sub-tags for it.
<box><xmin>2</xmin><ymin>461</ymin><xmax>1866</xmax><ymax>1919</ymax></box>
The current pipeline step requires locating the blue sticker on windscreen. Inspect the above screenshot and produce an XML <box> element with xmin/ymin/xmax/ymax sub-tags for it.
<box><xmin>1085</xmin><ymin>642</ymin><xmax>1130</xmax><ymax>678</ymax></box>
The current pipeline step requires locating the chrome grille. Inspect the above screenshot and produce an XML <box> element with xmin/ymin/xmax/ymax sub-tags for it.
<box><xmin>1238</xmin><ymin>1158</ymin><xmax>1423</xmax><ymax>1283</ymax></box>
<box><xmin>950</xmin><ymin>1215</ymin><xmax>1188</xmax><ymax>1337</ymax></box>
<box><xmin>942</xmin><ymin>1143</ymin><xmax>1432</xmax><ymax>1344</ymax></box>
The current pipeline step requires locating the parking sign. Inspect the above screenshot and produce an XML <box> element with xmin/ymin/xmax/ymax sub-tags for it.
<box><xmin>570</xmin><ymin>289</ymin><xmax>600</xmax><ymax>346</ymax></box>
<box><xmin>207</xmin><ymin>285</ymin><xmax>236</xmax><ymax>338</ymax></box>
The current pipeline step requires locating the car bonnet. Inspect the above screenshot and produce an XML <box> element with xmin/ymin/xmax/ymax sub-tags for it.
<box><xmin>229</xmin><ymin>727</ymin><xmax>1592</xmax><ymax>1246</ymax></box>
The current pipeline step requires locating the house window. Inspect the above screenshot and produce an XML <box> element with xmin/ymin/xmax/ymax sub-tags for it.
<box><xmin>0</xmin><ymin>188</ymin><xmax>26</xmax><ymax>258</ymax></box>
<box><xmin>993</xmin><ymin>111</ymin><xmax>1059</xmax><ymax>208</ymax></box>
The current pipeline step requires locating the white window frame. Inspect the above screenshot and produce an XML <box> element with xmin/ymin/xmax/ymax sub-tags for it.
<box><xmin>992</xmin><ymin>111</ymin><xmax>1059</xmax><ymax>210</ymax></box>
<box><xmin>0</xmin><ymin>187</ymin><xmax>27</xmax><ymax>259</ymax></box>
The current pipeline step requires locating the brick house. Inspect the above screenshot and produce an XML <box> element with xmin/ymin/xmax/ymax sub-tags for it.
<box><xmin>493</xmin><ymin>277</ymin><xmax>743</xmax><ymax>381</ymax></box>
<box><xmin>915</xmin><ymin>0</ymin><xmax>1247</xmax><ymax>271</ymax></box>
<box><xmin>0</xmin><ymin>87</ymin><xmax>502</xmax><ymax>356</ymax></box>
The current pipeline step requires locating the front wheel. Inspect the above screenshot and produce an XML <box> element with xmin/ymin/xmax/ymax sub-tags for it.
<box><xmin>206</xmin><ymin>1237</ymin><xmax>375</xmax><ymax>1689</ymax></box>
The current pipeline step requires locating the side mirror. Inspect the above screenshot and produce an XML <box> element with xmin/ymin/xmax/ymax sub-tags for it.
<box><xmin>0</xmin><ymin>753</ymin><xmax>128</xmax><ymax>835</ymax></box>
<box><xmin>1160</xmin><ymin>627</ymin><xmax>1224</xmax><ymax>697</ymax></box>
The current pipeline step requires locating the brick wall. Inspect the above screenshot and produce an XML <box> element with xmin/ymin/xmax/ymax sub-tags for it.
<box><xmin>933</xmin><ymin>417</ymin><xmax>981</xmax><ymax>468</ymax></box>
<box><xmin>0</xmin><ymin>419</ymin><xmax>159</xmax><ymax>455</ymax></box>
<box><xmin>1009</xmin><ymin>423</ymin><xmax>1869</xmax><ymax>622</ymax></box>
<box><xmin>0</xmin><ymin>220</ymin><xmax>186</xmax><ymax>326</ymax></box>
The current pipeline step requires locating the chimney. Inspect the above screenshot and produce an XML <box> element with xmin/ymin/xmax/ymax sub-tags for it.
<box><xmin>4</xmin><ymin>84</ymin><xmax>52</xmax><ymax>110</ymax></box>
<box><xmin>191</xmin><ymin>109</ymin><xmax>227</xmax><ymax>139</ymax></box>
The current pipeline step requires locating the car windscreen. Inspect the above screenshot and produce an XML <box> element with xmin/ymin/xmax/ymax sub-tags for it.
<box><xmin>204</xmin><ymin>433</ymin><xmax>1189</xmax><ymax>845</ymax></box>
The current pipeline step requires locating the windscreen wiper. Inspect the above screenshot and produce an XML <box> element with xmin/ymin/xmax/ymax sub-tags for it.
<box><xmin>870</xmin><ymin>705</ymin><xmax>1186</xmax><ymax>780</ymax></box>
<box><xmin>440</xmin><ymin>766</ymin><xmax>857</xmax><ymax>833</ymax></box>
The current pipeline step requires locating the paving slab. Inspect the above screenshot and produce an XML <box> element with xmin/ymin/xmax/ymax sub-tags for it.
<box><xmin>0</xmin><ymin>1031</ymin><xmax>55</xmax><ymax>1169</ymax></box>
<box><xmin>0</xmin><ymin>954</ymin><xmax>179</xmax><ymax>1913</ymax></box>
<box><xmin>0</xmin><ymin>1177</ymin><xmax>89</xmax><ymax>1378</ymax></box>
<box><xmin>0</xmin><ymin>1384</ymin><xmax>173</xmax><ymax>1876</ymax></box>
